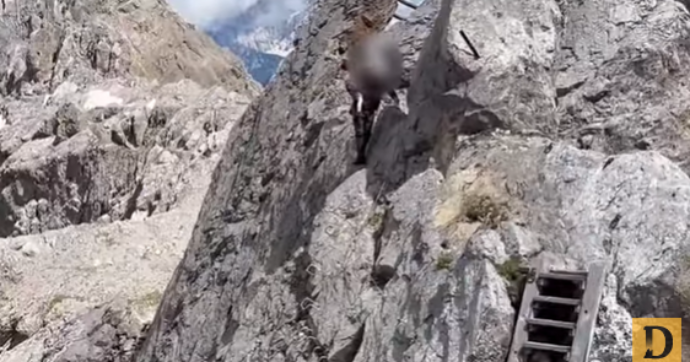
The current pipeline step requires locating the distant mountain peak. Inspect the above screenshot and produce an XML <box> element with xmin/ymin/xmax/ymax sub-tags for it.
<box><xmin>205</xmin><ymin>0</ymin><xmax>311</xmax><ymax>85</ymax></box>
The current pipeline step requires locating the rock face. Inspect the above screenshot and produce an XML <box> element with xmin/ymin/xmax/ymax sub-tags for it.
<box><xmin>0</xmin><ymin>164</ymin><xmax>213</xmax><ymax>360</ymax></box>
<box><xmin>206</xmin><ymin>0</ymin><xmax>309</xmax><ymax>85</ymax></box>
<box><xmin>134</xmin><ymin>0</ymin><xmax>690</xmax><ymax>361</ymax></box>
<box><xmin>0</xmin><ymin>0</ymin><xmax>259</xmax><ymax>238</ymax></box>
<box><xmin>0</xmin><ymin>0</ymin><xmax>257</xmax><ymax>359</ymax></box>
<box><xmin>0</xmin><ymin>80</ymin><xmax>251</xmax><ymax>237</ymax></box>
<box><xmin>0</xmin><ymin>0</ymin><xmax>258</xmax><ymax>95</ymax></box>
<box><xmin>2</xmin><ymin>302</ymin><xmax>149</xmax><ymax>362</ymax></box>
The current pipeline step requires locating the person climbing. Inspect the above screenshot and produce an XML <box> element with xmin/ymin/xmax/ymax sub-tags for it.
<box><xmin>339</xmin><ymin>14</ymin><xmax>409</xmax><ymax>165</ymax></box>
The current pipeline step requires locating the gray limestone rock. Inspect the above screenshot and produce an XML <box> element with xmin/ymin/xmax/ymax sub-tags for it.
<box><xmin>0</xmin><ymin>0</ymin><xmax>259</xmax><ymax>238</ymax></box>
<box><xmin>0</xmin><ymin>0</ymin><xmax>258</xmax><ymax>358</ymax></box>
<box><xmin>3</xmin><ymin>0</ymin><xmax>690</xmax><ymax>360</ymax></box>
<box><xmin>0</xmin><ymin>81</ymin><xmax>252</xmax><ymax>237</ymax></box>
<box><xmin>0</xmin><ymin>302</ymin><xmax>150</xmax><ymax>362</ymax></box>
<box><xmin>134</xmin><ymin>0</ymin><xmax>690</xmax><ymax>360</ymax></box>
<box><xmin>0</xmin><ymin>0</ymin><xmax>259</xmax><ymax>96</ymax></box>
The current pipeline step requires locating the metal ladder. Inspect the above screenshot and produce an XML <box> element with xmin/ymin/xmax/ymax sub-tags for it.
<box><xmin>507</xmin><ymin>257</ymin><xmax>609</xmax><ymax>362</ymax></box>
<box><xmin>393</xmin><ymin>0</ymin><xmax>417</xmax><ymax>21</ymax></box>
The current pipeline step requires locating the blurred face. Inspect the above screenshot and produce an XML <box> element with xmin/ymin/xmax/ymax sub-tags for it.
<box><xmin>345</xmin><ymin>34</ymin><xmax>402</xmax><ymax>94</ymax></box>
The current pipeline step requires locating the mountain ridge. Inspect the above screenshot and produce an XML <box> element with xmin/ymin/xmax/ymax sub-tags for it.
<box><xmin>0</xmin><ymin>0</ymin><xmax>257</xmax><ymax>359</ymax></box>
<box><xmin>134</xmin><ymin>0</ymin><xmax>690</xmax><ymax>361</ymax></box>
<box><xmin>205</xmin><ymin>0</ymin><xmax>309</xmax><ymax>85</ymax></box>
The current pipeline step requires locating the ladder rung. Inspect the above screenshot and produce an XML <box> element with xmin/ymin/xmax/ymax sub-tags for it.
<box><xmin>523</xmin><ymin>341</ymin><xmax>571</xmax><ymax>353</ymax></box>
<box><xmin>526</xmin><ymin>318</ymin><xmax>576</xmax><ymax>329</ymax></box>
<box><xmin>549</xmin><ymin>269</ymin><xmax>588</xmax><ymax>276</ymax></box>
<box><xmin>533</xmin><ymin>296</ymin><xmax>581</xmax><ymax>306</ymax></box>
<box><xmin>397</xmin><ymin>0</ymin><xmax>419</xmax><ymax>9</ymax></box>
<box><xmin>538</xmin><ymin>272</ymin><xmax>587</xmax><ymax>281</ymax></box>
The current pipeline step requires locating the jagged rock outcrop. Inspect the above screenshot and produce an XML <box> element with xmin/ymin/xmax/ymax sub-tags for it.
<box><xmin>0</xmin><ymin>0</ymin><xmax>258</xmax><ymax>359</ymax></box>
<box><xmin>0</xmin><ymin>0</ymin><xmax>258</xmax><ymax>95</ymax></box>
<box><xmin>0</xmin><ymin>164</ymin><xmax>213</xmax><ymax>359</ymax></box>
<box><xmin>0</xmin><ymin>80</ymin><xmax>251</xmax><ymax>237</ymax></box>
<box><xmin>0</xmin><ymin>0</ymin><xmax>260</xmax><ymax>238</ymax></box>
<box><xmin>1</xmin><ymin>301</ymin><xmax>149</xmax><ymax>362</ymax></box>
<box><xmin>207</xmin><ymin>0</ymin><xmax>311</xmax><ymax>85</ymax></box>
<box><xmin>122</xmin><ymin>0</ymin><xmax>690</xmax><ymax>361</ymax></box>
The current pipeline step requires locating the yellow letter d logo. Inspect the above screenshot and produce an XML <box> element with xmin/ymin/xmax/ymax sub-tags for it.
<box><xmin>633</xmin><ymin>318</ymin><xmax>681</xmax><ymax>362</ymax></box>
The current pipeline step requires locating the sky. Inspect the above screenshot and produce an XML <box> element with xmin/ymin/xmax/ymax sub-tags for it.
<box><xmin>168</xmin><ymin>0</ymin><xmax>422</xmax><ymax>29</ymax></box>
<box><xmin>167</xmin><ymin>0</ymin><xmax>306</xmax><ymax>29</ymax></box>
<box><xmin>167</xmin><ymin>0</ymin><xmax>423</xmax><ymax>30</ymax></box>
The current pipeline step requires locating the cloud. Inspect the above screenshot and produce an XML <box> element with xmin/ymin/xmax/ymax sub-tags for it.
<box><xmin>251</xmin><ymin>0</ymin><xmax>305</xmax><ymax>27</ymax></box>
<box><xmin>167</xmin><ymin>0</ymin><xmax>306</xmax><ymax>29</ymax></box>
<box><xmin>167</xmin><ymin>0</ymin><xmax>427</xmax><ymax>31</ymax></box>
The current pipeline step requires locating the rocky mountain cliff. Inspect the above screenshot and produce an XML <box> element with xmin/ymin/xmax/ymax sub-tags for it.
<box><xmin>4</xmin><ymin>0</ymin><xmax>690</xmax><ymax>360</ymax></box>
<box><xmin>206</xmin><ymin>0</ymin><xmax>308</xmax><ymax>85</ymax></box>
<box><xmin>131</xmin><ymin>0</ymin><xmax>690</xmax><ymax>361</ymax></box>
<box><xmin>205</xmin><ymin>0</ymin><xmax>422</xmax><ymax>86</ymax></box>
<box><xmin>0</xmin><ymin>0</ymin><xmax>258</xmax><ymax>360</ymax></box>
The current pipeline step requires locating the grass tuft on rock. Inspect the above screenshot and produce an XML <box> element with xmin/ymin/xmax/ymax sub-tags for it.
<box><xmin>435</xmin><ymin>251</ymin><xmax>455</xmax><ymax>271</ymax></box>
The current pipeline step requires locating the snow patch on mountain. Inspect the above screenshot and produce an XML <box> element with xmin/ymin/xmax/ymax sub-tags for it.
<box><xmin>203</xmin><ymin>0</ymin><xmax>421</xmax><ymax>85</ymax></box>
<box><xmin>236</xmin><ymin>29</ymin><xmax>293</xmax><ymax>57</ymax></box>
<box><xmin>204</xmin><ymin>2</ymin><xmax>309</xmax><ymax>85</ymax></box>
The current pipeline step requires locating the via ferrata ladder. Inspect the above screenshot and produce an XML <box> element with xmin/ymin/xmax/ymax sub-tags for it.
<box><xmin>507</xmin><ymin>257</ymin><xmax>608</xmax><ymax>362</ymax></box>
